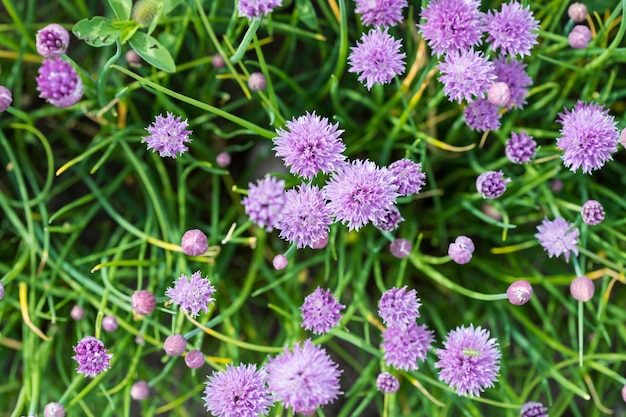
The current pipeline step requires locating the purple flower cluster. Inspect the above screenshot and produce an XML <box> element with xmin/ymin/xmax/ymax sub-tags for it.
<box><xmin>438</xmin><ymin>49</ymin><xmax>496</xmax><ymax>103</ymax></box>
<box><xmin>535</xmin><ymin>217</ymin><xmax>579</xmax><ymax>262</ymax></box>
<box><xmin>354</xmin><ymin>0</ymin><xmax>407</xmax><ymax>27</ymax></box>
<box><xmin>506</xmin><ymin>131</ymin><xmax>537</xmax><ymax>164</ymax></box>
<box><xmin>448</xmin><ymin>235</ymin><xmax>475</xmax><ymax>264</ymax></box>
<box><xmin>435</xmin><ymin>324</ymin><xmax>501</xmax><ymax>397</ymax></box>
<box><xmin>376</xmin><ymin>372</ymin><xmax>400</xmax><ymax>394</ymax></box>
<box><xmin>520</xmin><ymin>401</ymin><xmax>549</xmax><ymax>417</ymax></box>
<box><xmin>388</xmin><ymin>159</ymin><xmax>426</xmax><ymax>196</ymax></box>
<box><xmin>348</xmin><ymin>28</ymin><xmax>406</xmax><ymax>90</ymax></box>
<box><xmin>238</xmin><ymin>0</ymin><xmax>282</xmax><ymax>19</ymax></box>
<box><xmin>273</xmin><ymin>111</ymin><xmax>346</xmax><ymax>179</ymax></box>
<box><xmin>266</xmin><ymin>339</ymin><xmax>342</xmax><ymax>415</ymax></box>
<box><xmin>476</xmin><ymin>171</ymin><xmax>509</xmax><ymax>199</ymax></box>
<box><xmin>373</xmin><ymin>205</ymin><xmax>404</xmax><ymax>232</ymax></box>
<box><xmin>381</xmin><ymin>323</ymin><xmax>434</xmax><ymax>371</ymax></box>
<box><xmin>483</xmin><ymin>2</ymin><xmax>539</xmax><ymax>57</ymax></box>
<box><xmin>506</xmin><ymin>280</ymin><xmax>533</xmax><ymax>306</ymax></box>
<box><xmin>142</xmin><ymin>112</ymin><xmax>192</xmax><ymax>158</ymax></box>
<box><xmin>203</xmin><ymin>364</ymin><xmax>273</xmax><ymax>417</ymax></box>
<box><xmin>581</xmin><ymin>200</ymin><xmax>604</xmax><ymax>226</ymax></box>
<box><xmin>378</xmin><ymin>286</ymin><xmax>420</xmax><ymax>328</ymax></box>
<box><xmin>36</xmin><ymin>24</ymin><xmax>70</xmax><ymax>59</ymax></box>
<box><xmin>72</xmin><ymin>336</ymin><xmax>112</xmax><ymax>377</ymax></box>
<box><xmin>36</xmin><ymin>59</ymin><xmax>84</xmax><ymax>108</ymax></box>
<box><xmin>165</xmin><ymin>271</ymin><xmax>215</xmax><ymax>317</ymax></box>
<box><xmin>300</xmin><ymin>287</ymin><xmax>345</xmax><ymax>334</ymax></box>
<box><xmin>493</xmin><ymin>57</ymin><xmax>532</xmax><ymax>109</ymax></box>
<box><xmin>556</xmin><ymin>101</ymin><xmax>619</xmax><ymax>174</ymax></box>
<box><xmin>242</xmin><ymin>175</ymin><xmax>286</xmax><ymax>232</ymax></box>
<box><xmin>464</xmin><ymin>98</ymin><xmax>501</xmax><ymax>131</ymax></box>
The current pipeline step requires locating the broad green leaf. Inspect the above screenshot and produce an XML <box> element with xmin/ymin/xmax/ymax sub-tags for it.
<box><xmin>295</xmin><ymin>0</ymin><xmax>318</xmax><ymax>30</ymax></box>
<box><xmin>73</xmin><ymin>16</ymin><xmax>121</xmax><ymax>47</ymax></box>
<box><xmin>107</xmin><ymin>0</ymin><xmax>132</xmax><ymax>20</ymax></box>
<box><xmin>128</xmin><ymin>31</ymin><xmax>176</xmax><ymax>73</ymax></box>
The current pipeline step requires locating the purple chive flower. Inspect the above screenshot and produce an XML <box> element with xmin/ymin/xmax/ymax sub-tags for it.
<box><xmin>435</xmin><ymin>324</ymin><xmax>501</xmax><ymax>397</ymax></box>
<box><xmin>493</xmin><ymin>56</ymin><xmax>532</xmax><ymax>109</ymax></box>
<box><xmin>300</xmin><ymin>287</ymin><xmax>346</xmax><ymax>334</ymax></box>
<box><xmin>373</xmin><ymin>205</ymin><xmax>404</xmax><ymax>232</ymax></box>
<box><xmin>520</xmin><ymin>401</ymin><xmax>549</xmax><ymax>417</ymax></box>
<box><xmin>242</xmin><ymin>175</ymin><xmax>286</xmax><ymax>232</ymax></box>
<box><xmin>376</xmin><ymin>372</ymin><xmax>400</xmax><ymax>394</ymax></box>
<box><xmin>354</xmin><ymin>0</ymin><xmax>407</xmax><ymax>27</ymax></box>
<box><xmin>464</xmin><ymin>99</ymin><xmax>502</xmax><ymax>132</ymax></box>
<box><xmin>130</xmin><ymin>381</ymin><xmax>150</xmax><ymax>400</ymax></box>
<box><xmin>102</xmin><ymin>315</ymin><xmax>118</xmax><ymax>332</ymax></box>
<box><xmin>272</xmin><ymin>254</ymin><xmax>288</xmax><ymax>270</ymax></box>
<box><xmin>348</xmin><ymin>28</ymin><xmax>406</xmax><ymax>90</ymax></box>
<box><xmin>378</xmin><ymin>286</ymin><xmax>420</xmax><ymax>327</ymax></box>
<box><xmin>506</xmin><ymin>131</ymin><xmax>537</xmax><ymax>164</ymax></box>
<box><xmin>36</xmin><ymin>24</ymin><xmax>70</xmax><ymax>59</ymax></box>
<box><xmin>381</xmin><ymin>323</ymin><xmax>434</xmax><ymax>371</ymax></box>
<box><xmin>476</xmin><ymin>170</ymin><xmax>509</xmax><ymax>199</ymax></box>
<box><xmin>487</xmin><ymin>81</ymin><xmax>511</xmax><ymax>107</ymax></box>
<box><xmin>166</xmin><ymin>271</ymin><xmax>215</xmax><ymax>318</ymax></box>
<box><xmin>388</xmin><ymin>159</ymin><xmax>426</xmax><ymax>196</ymax></box>
<box><xmin>535</xmin><ymin>217</ymin><xmax>579</xmax><ymax>262</ymax></box>
<box><xmin>142</xmin><ymin>112</ymin><xmax>192</xmax><ymax>158</ymax></box>
<box><xmin>273</xmin><ymin>111</ymin><xmax>346</xmax><ymax>179</ymax></box>
<box><xmin>238</xmin><ymin>0</ymin><xmax>282</xmax><ymax>18</ymax></box>
<box><xmin>570</xmin><ymin>276</ymin><xmax>595</xmax><ymax>302</ymax></box>
<box><xmin>248</xmin><ymin>72</ymin><xmax>266</xmax><ymax>91</ymax></box>
<box><xmin>36</xmin><ymin>59</ymin><xmax>84</xmax><ymax>108</ymax></box>
<box><xmin>568</xmin><ymin>3</ymin><xmax>588</xmax><ymax>22</ymax></box>
<box><xmin>438</xmin><ymin>49</ymin><xmax>496</xmax><ymax>103</ymax></box>
<box><xmin>266</xmin><ymin>339</ymin><xmax>342</xmax><ymax>415</ymax></box>
<box><xmin>484</xmin><ymin>1</ymin><xmax>539</xmax><ymax>57</ymax></box>
<box><xmin>72</xmin><ymin>336</ymin><xmax>112</xmax><ymax>377</ymax></box>
<box><xmin>418</xmin><ymin>0</ymin><xmax>484</xmax><ymax>56</ymax></box>
<box><xmin>185</xmin><ymin>349</ymin><xmax>205</xmax><ymax>369</ymax></box>
<box><xmin>164</xmin><ymin>334</ymin><xmax>187</xmax><ymax>356</ymax></box>
<box><xmin>569</xmin><ymin>25</ymin><xmax>592</xmax><ymax>49</ymax></box>
<box><xmin>324</xmin><ymin>159</ymin><xmax>399</xmax><ymax>231</ymax></box>
<box><xmin>390</xmin><ymin>238</ymin><xmax>412</xmax><ymax>259</ymax></box>
<box><xmin>556</xmin><ymin>101</ymin><xmax>619</xmax><ymax>174</ymax></box>
<box><xmin>448</xmin><ymin>235</ymin><xmax>475</xmax><ymax>265</ymax></box>
<box><xmin>181</xmin><ymin>229</ymin><xmax>209</xmax><ymax>256</ymax></box>
<box><xmin>276</xmin><ymin>183</ymin><xmax>333</xmax><ymax>249</ymax></box>
<box><xmin>203</xmin><ymin>363</ymin><xmax>273</xmax><ymax>417</ymax></box>
<box><xmin>43</xmin><ymin>402</ymin><xmax>65</xmax><ymax>417</ymax></box>
<box><xmin>506</xmin><ymin>280</ymin><xmax>533</xmax><ymax>305</ymax></box>
<box><xmin>0</xmin><ymin>85</ymin><xmax>12</xmax><ymax>112</ymax></box>
<box><xmin>581</xmin><ymin>199</ymin><xmax>604</xmax><ymax>225</ymax></box>
<box><xmin>132</xmin><ymin>289</ymin><xmax>156</xmax><ymax>315</ymax></box>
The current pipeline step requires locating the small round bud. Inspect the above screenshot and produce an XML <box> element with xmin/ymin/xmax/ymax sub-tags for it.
<box><xmin>376</xmin><ymin>372</ymin><xmax>400</xmax><ymax>394</ymax></box>
<box><xmin>248</xmin><ymin>72</ymin><xmax>266</xmax><ymax>91</ymax></box>
<box><xmin>184</xmin><ymin>349</ymin><xmax>205</xmax><ymax>369</ymax></box>
<box><xmin>581</xmin><ymin>199</ymin><xmax>604</xmax><ymax>225</ymax></box>
<box><xmin>130</xmin><ymin>381</ymin><xmax>150</xmax><ymax>400</ymax></box>
<box><xmin>272</xmin><ymin>254</ymin><xmax>288</xmax><ymax>270</ymax></box>
<box><xmin>216</xmin><ymin>152</ymin><xmax>231</xmax><ymax>168</ymax></box>
<box><xmin>551</xmin><ymin>179</ymin><xmax>563</xmax><ymax>192</ymax></box>
<box><xmin>132</xmin><ymin>0</ymin><xmax>159</xmax><ymax>27</ymax></box>
<box><xmin>163</xmin><ymin>334</ymin><xmax>186</xmax><ymax>356</ymax></box>
<box><xmin>0</xmin><ymin>282</ymin><xmax>5</xmax><ymax>300</ymax></box>
<box><xmin>125</xmin><ymin>50</ymin><xmax>142</xmax><ymax>66</ymax></box>
<box><xmin>102</xmin><ymin>315</ymin><xmax>118</xmax><ymax>332</ymax></box>
<box><xmin>448</xmin><ymin>236</ymin><xmax>474</xmax><ymax>265</ymax></box>
<box><xmin>476</xmin><ymin>170</ymin><xmax>509</xmax><ymax>199</ymax></box>
<box><xmin>389</xmin><ymin>238</ymin><xmax>411</xmax><ymax>259</ymax></box>
<box><xmin>569</xmin><ymin>25</ymin><xmax>592</xmax><ymax>49</ymax></box>
<box><xmin>70</xmin><ymin>305</ymin><xmax>85</xmax><ymax>321</ymax></box>
<box><xmin>520</xmin><ymin>401</ymin><xmax>548</xmax><ymax>417</ymax></box>
<box><xmin>622</xmin><ymin>384</ymin><xmax>626</xmax><ymax>402</ymax></box>
<box><xmin>36</xmin><ymin>24</ymin><xmax>70</xmax><ymax>59</ymax></box>
<box><xmin>211</xmin><ymin>54</ymin><xmax>225</xmax><ymax>69</ymax></box>
<box><xmin>181</xmin><ymin>229</ymin><xmax>209</xmax><ymax>256</ymax></box>
<box><xmin>43</xmin><ymin>402</ymin><xmax>65</xmax><ymax>417</ymax></box>
<box><xmin>568</xmin><ymin>2</ymin><xmax>587</xmax><ymax>22</ymax></box>
<box><xmin>0</xmin><ymin>86</ymin><xmax>13</xmax><ymax>112</ymax></box>
<box><xmin>135</xmin><ymin>334</ymin><xmax>145</xmax><ymax>345</ymax></box>
<box><xmin>310</xmin><ymin>234</ymin><xmax>329</xmax><ymax>249</ymax></box>
<box><xmin>132</xmin><ymin>290</ymin><xmax>156</xmax><ymax>315</ymax></box>
<box><xmin>506</xmin><ymin>280</ymin><xmax>533</xmax><ymax>305</ymax></box>
<box><xmin>570</xmin><ymin>276</ymin><xmax>594</xmax><ymax>302</ymax></box>
<box><xmin>481</xmin><ymin>203</ymin><xmax>502</xmax><ymax>221</ymax></box>
<box><xmin>620</xmin><ymin>128</ymin><xmax>626</xmax><ymax>148</ymax></box>
<box><xmin>487</xmin><ymin>81</ymin><xmax>511</xmax><ymax>107</ymax></box>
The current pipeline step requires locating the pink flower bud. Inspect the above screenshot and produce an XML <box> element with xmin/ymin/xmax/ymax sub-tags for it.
<box><xmin>163</xmin><ymin>334</ymin><xmax>186</xmax><ymax>356</ymax></box>
<box><xmin>568</xmin><ymin>2</ymin><xmax>587</xmax><ymax>22</ymax></box>
<box><xmin>581</xmin><ymin>199</ymin><xmax>604</xmax><ymax>226</ymax></box>
<box><xmin>216</xmin><ymin>152</ymin><xmax>231</xmax><ymax>168</ymax></box>
<box><xmin>125</xmin><ymin>50</ymin><xmax>142</xmax><ymax>66</ymax></box>
<box><xmin>390</xmin><ymin>238</ymin><xmax>411</xmax><ymax>259</ymax></box>
<box><xmin>0</xmin><ymin>86</ymin><xmax>12</xmax><ymax>112</ymax></box>
<box><xmin>211</xmin><ymin>54</ymin><xmax>225</xmax><ymax>69</ymax></box>
<box><xmin>43</xmin><ymin>402</ymin><xmax>65</xmax><ymax>417</ymax></box>
<box><xmin>248</xmin><ymin>72</ymin><xmax>266</xmax><ymax>91</ymax></box>
<box><xmin>448</xmin><ymin>236</ymin><xmax>474</xmax><ymax>265</ymax></box>
<box><xmin>36</xmin><ymin>24</ymin><xmax>70</xmax><ymax>59</ymax></box>
<box><xmin>130</xmin><ymin>381</ymin><xmax>150</xmax><ymax>400</ymax></box>
<box><xmin>184</xmin><ymin>349</ymin><xmax>205</xmax><ymax>369</ymax></box>
<box><xmin>132</xmin><ymin>290</ymin><xmax>156</xmax><ymax>315</ymax></box>
<box><xmin>102</xmin><ymin>315</ymin><xmax>118</xmax><ymax>332</ymax></box>
<box><xmin>272</xmin><ymin>254</ymin><xmax>288</xmax><ymax>270</ymax></box>
<box><xmin>310</xmin><ymin>234</ymin><xmax>329</xmax><ymax>249</ymax></box>
<box><xmin>487</xmin><ymin>82</ymin><xmax>511</xmax><ymax>107</ymax></box>
<box><xmin>570</xmin><ymin>276</ymin><xmax>594</xmax><ymax>302</ymax></box>
<box><xmin>181</xmin><ymin>229</ymin><xmax>209</xmax><ymax>256</ymax></box>
<box><xmin>506</xmin><ymin>280</ymin><xmax>533</xmax><ymax>305</ymax></box>
<box><xmin>569</xmin><ymin>25</ymin><xmax>592</xmax><ymax>49</ymax></box>
<box><xmin>70</xmin><ymin>305</ymin><xmax>85</xmax><ymax>321</ymax></box>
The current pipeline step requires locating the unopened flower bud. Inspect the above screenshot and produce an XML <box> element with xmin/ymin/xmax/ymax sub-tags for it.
<box><xmin>102</xmin><ymin>315</ymin><xmax>118</xmax><ymax>332</ymax></box>
<box><xmin>376</xmin><ymin>372</ymin><xmax>400</xmax><ymax>394</ymax></box>
<box><xmin>506</xmin><ymin>280</ymin><xmax>533</xmax><ymax>305</ymax></box>
<box><xmin>125</xmin><ymin>50</ymin><xmax>142</xmax><ymax>66</ymax></box>
<box><xmin>216</xmin><ymin>152</ymin><xmax>231</xmax><ymax>167</ymax></box>
<box><xmin>184</xmin><ymin>349</ymin><xmax>205</xmax><ymax>369</ymax></box>
<box><xmin>570</xmin><ymin>276</ymin><xmax>594</xmax><ymax>302</ymax></box>
<box><xmin>70</xmin><ymin>305</ymin><xmax>85</xmax><ymax>321</ymax></box>
<box><xmin>487</xmin><ymin>82</ymin><xmax>511</xmax><ymax>107</ymax></box>
<box><xmin>310</xmin><ymin>234</ymin><xmax>329</xmax><ymax>249</ymax></box>
<box><xmin>476</xmin><ymin>171</ymin><xmax>509</xmax><ymax>199</ymax></box>
<box><xmin>130</xmin><ymin>381</ymin><xmax>150</xmax><ymax>400</ymax></box>
<box><xmin>569</xmin><ymin>25</ymin><xmax>592</xmax><ymax>49</ymax></box>
<box><xmin>581</xmin><ymin>199</ymin><xmax>604</xmax><ymax>225</ymax></box>
<box><xmin>568</xmin><ymin>3</ymin><xmax>587</xmax><ymax>22</ymax></box>
<box><xmin>181</xmin><ymin>229</ymin><xmax>209</xmax><ymax>256</ymax></box>
<box><xmin>390</xmin><ymin>238</ymin><xmax>411</xmax><ymax>259</ymax></box>
<box><xmin>43</xmin><ymin>402</ymin><xmax>65</xmax><ymax>417</ymax></box>
<box><xmin>211</xmin><ymin>54</ymin><xmax>226</xmax><ymax>69</ymax></box>
<box><xmin>132</xmin><ymin>290</ymin><xmax>156</xmax><ymax>315</ymax></box>
<box><xmin>0</xmin><ymin>282</ymin><xmax>4</xmax><ymax>300</ymax></box>
<box><xmin>520</xmin><ymin>401</ymin><xmax>548</xmax><ymax>417</ymax></box>
<box><xmin>448</xmin><ymin>236</ymin><xmax>474</xmax><ymax>265</ymax></box>
<box><xmin>163</xmin><ymin>334</ymin><xmax>186</xmax><ymax>356</ymax></box>
<box><xmin>36</xmin><ymin>59</ymin><xmax>84</xmax><ymax>108</ymax></box>
<box><xmin>132</xmin><ymin>0</ymin><xmax>159</xmax><ymax>27</ymax></box>
<box><xmin>36</xmin><ymin>24</ymin><xmax>70</xmax><ymax>59</ymax></box>
<box><xmin>248</xmin><ymin>72</ymin><xmax>266</xmax><ymax>91</ymax></box>
<box><xmin>272</xmin><ymin>254</ymin><xmax>288</xmax><ymax>270</ymax></box>
<box><xmin>0</xmin><ymin>86</ymin><xmax>13</xmax><ymax>112</ymax></box>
